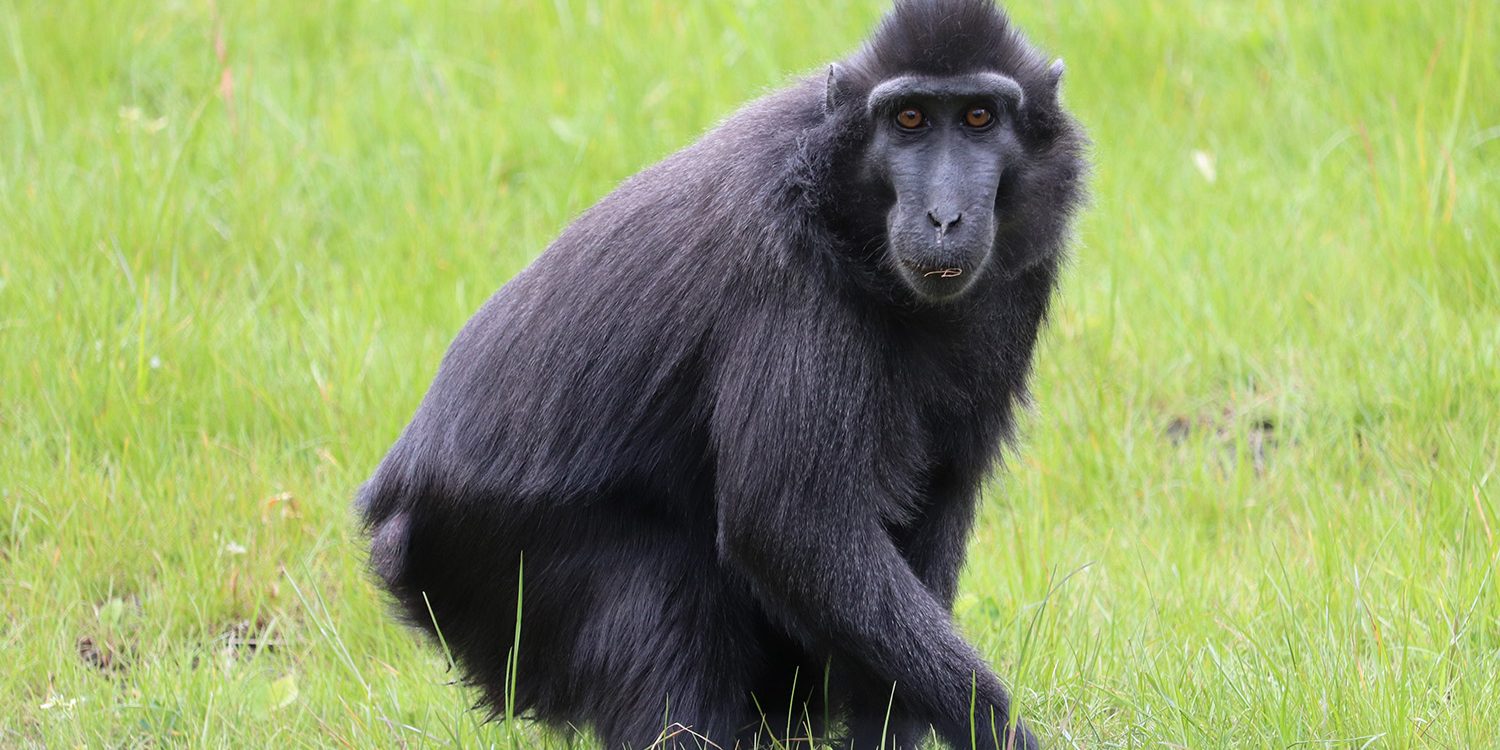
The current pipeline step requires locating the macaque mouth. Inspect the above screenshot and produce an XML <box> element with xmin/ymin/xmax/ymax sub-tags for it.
<box><xmin>901</xmin><ymin>259</ymin><xmax>965</xmax><ymax>278</ymax></box>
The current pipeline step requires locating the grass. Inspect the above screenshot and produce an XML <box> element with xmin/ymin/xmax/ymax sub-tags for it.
<box><xmin>1</xmin><ymin>0</ymin><xmax>1496</xmax><ymax>747</ymax></box>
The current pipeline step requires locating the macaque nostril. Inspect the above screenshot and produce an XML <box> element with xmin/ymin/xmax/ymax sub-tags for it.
<box><xmin>927</xmin><ymin>210</ymin><xmax>963</xmax><ymax>233</ymax></box>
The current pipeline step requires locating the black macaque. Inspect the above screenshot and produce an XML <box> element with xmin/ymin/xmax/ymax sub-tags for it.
<box><xmin>358</xmin><ymin>1</ymin><xmax>1087</xmax><ymax>747</ymax></box>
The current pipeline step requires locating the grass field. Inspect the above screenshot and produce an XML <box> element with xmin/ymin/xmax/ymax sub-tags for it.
<box><xmin>2</xmin><ymin>0</ymin><xmax>1497</xmax><ymax>747</ymax></box>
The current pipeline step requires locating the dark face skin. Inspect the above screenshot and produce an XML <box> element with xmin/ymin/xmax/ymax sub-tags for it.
<box><xmin>862</xmin><ymin>73</ymin><xmax>1026</xmax><ymax>302</ymax></box>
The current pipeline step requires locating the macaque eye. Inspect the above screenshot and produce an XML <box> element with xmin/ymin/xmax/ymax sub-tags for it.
<box><xmin>964</xmin><ymin>107</ymin><xmax>994</xmax><ymax>128</ymax></box>
<box><xmin>895</xmin><ymin>108</ymin><xmax>925</xmax><ymax>129</ymax></box>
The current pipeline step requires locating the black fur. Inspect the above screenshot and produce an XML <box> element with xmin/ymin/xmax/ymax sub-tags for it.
<box><xmin>358</xmin><ymin>1</ymin><xmax>1086</xmax><ymax>747</ymax></box>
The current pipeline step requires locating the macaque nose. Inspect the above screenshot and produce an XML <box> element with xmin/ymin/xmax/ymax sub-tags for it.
<box><xmin>926</xmin><ymin>209</ymin><xmax>963</xmax><ymax>235</ymax></box>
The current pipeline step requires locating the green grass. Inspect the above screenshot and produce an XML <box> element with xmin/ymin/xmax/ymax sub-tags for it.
<box><xmin>2</xmin><ymin>0</ymin><xmax>1497</xmax><ymax>747</ymax></box>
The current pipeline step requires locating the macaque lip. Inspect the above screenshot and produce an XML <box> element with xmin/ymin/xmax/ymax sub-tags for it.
<box><xmin>900</xmin><ymin>259</ymin><xmax>967</xmax><ymax>278</ymax></box>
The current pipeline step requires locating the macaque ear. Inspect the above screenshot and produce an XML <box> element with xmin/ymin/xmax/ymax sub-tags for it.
<box><xmin>825</xmin><ymin>63</ymin><xmax>846</xmax><ymax>115</ymax></box>
<box><xmin>1046</xmin><ymin>58</ymin><xmax>1066</xmax><ymax>93</ymax></box>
